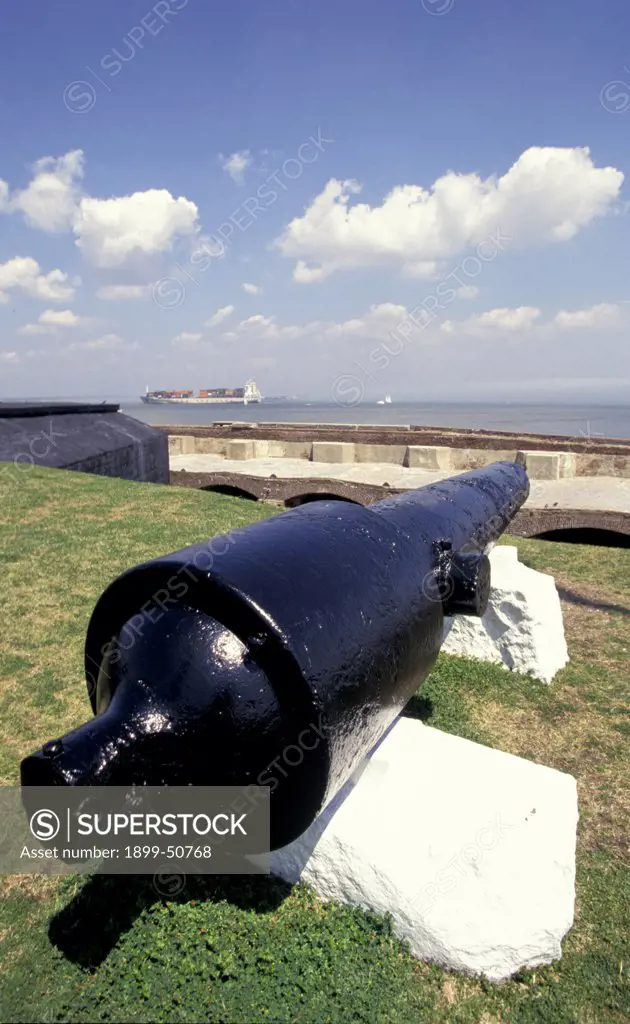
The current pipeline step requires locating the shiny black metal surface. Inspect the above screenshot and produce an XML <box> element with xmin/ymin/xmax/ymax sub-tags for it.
<box><xmin>21</xmin><ymin>461</ymin><xmax>529</xmax><ymax>849</ymax></box>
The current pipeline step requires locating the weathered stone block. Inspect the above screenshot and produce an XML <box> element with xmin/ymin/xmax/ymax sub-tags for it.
<box><xmin>442</xmin><ymin>545</ymin><xmax>569</xmax><ymax>683</ymax></box>
<box><xmin>194</xmin><ymin>437</ymin><xmax>223</xmax><ymax>454</ymax></box>
<box><xmin>226</xmin><ymin>439</ymin><xmax>256</xmax><ymax>460</ymax></box>
<box><xmin>355</xmin><ymin>443</ymin><xmax>407</xmax><ymax>465</ymax></box>
<box><xmin>405</xmin><ymin>445</ymin><xmax>452</xmax><ymax>470</ymax></box>
<box><xmin>265</xmin><ymin>440</ymin><xmax>291</xmax><ymax>458</ymax></box>
<box><xmin>517</xmin><ymin>451</ymin><xmax>576</xmax><ymax>480</ymax></box>
<box><xmin>450</xmin><ymin>448</ymin><xmax>516</xmax><ymax>471</ymax></box>
<box><xmin>558</xmin><ymin>452</ymin><xmax>577</xmax><ymax>478</ymax></box>
<box><xmin>311</xmin><ymin>441</ymin><xmax>356</xmax><ymax>463</ymax></box>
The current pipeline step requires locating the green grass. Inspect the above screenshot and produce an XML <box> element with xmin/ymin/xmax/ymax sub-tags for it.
<box><xmin>0</xmin><ymin>466</ymin><xmax>629</xmax><ymax>1022</ymax></box>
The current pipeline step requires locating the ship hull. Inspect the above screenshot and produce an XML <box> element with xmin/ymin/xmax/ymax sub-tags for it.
<box><xmin>141</xmin><ymin>380</ymin><xmax>262</xmax><ymax>405</ymax></box>
<box><xmin>140</xmin><ymin>396</ymin><xmax>261</xmax><ymax>405</ymax></box>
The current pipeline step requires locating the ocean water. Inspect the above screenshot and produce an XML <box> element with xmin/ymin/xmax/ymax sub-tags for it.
<box><xmin>113</xmin><ymin>399</ymin><xmax>630</xmax><ymax>440</ymax></box>
<box><xmin>13</xmin><ymin>395</ymin><xmax>630</xmax><ymax>440</ymax></box>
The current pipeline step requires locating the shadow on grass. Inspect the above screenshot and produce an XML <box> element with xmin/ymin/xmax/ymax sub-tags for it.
<box><xmin>402</xmin><ymin>694</ymin><xmax>434</xmax><ymax>722</ymax></box>
<box><xmin>50</xmin><ymin>695</ymin><xmax>436</xmax><ymax>971</ymax></box>
<box><xmin>49</xmin><ymin>871</ymin><xmax>292</xmax><ymax>970</ymax></box>
<box><xmin>556</xmin><ymin>585</ymin><xmax>630</xmax><ymax>618</ymax></box>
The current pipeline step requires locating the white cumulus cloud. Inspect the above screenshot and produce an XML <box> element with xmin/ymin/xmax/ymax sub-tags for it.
<box><xmin>274</xmin><ymin>147</ymin><xmax>624</xmax><ymax>282</ymax></box>
<box><xmin>39</xmin><ymin>308</ymin><xmax>83</xmax><ymax>326</ymax></box>
<box><xmin>19</xmin><ymin>309</ymin><xmax>86</xmax><ymax>335</ymax></box>
<box><xmin>441</xmin><ymin>302</ymin><xmax>630</xmax><ymax>338</ymax></box>
<box><xmin>0</xmin><ymin>257</ymin><xmax>75</xmax><ymax>303</ymax></box>
<box><xmin>226</xmin><ymin>302</ymin><xmax>412</xmax><ymax>345</ymax></box>
<box><xmin>441</xmin><ymin>306</ymin><xmax>542</xmax><ymax>335</ymax></box>
<box><xmin>220</xmin><ymin>151</ymin><xmax>252</xmax><ymax>184</ymax></box>
<box><xmin>322</xmin><ymin>302</ymin><xmax>408</xmax><ymax>339</ymax></box>
<box><xmin>8</xmin><ymin>150</ymin><xmax>84</xmax><ymax>232</ymax></box>
<box><xmin>206</xmin><ymin>304</ymin><xmax>235</xmax><ymax>327</ymax></box>
<box><xmin>241</xmin><ymin>282</ymin><xmax>262</xmax><ymax>295</ymax></box>
<box><xmin>95</xmin><ymin>284</ymin><xmax>151</xmax><ymax>300</ymax></box>
<box><xmin>1</xmin><ymin>150</ymin><xmax>200</xmax><ymax>267</ymax></box>
<box><xmin>75</xmin><ymin>190</ymin><xmax>199</xmax><ymax>267</ymax></box>
<box><xmin>239</xmin><ymin>314</ymin><xmax>275</xmax><ymax>329</ymax></box>
<box><xmin>553</xmin><ymin>302</ymin><xmax>622</xmax><ymax>329</ymax></box>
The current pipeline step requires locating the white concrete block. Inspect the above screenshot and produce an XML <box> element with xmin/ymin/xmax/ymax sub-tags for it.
<box><xmin>559</xmin><ymin>452</ymin><xmax>577</xmax><ymax>478</ymax></box>
<box><xmin>405</xmin><ymin>445</ymin><xmax>452</xmax><ymax>470</ymax></box>
<box><xmin>355</xmin><ymin>443</ymin><xmax>407</xmax><ymax>465</ymax></box>
<box><xmin>311</xmin><ymin>441</ymin><xmax>356</xmax><ymax>464</ymax></box>
<box><xmin>226</xmin><ymin>439</ymin><xmax>256</xmax><ymax>460</ymax></box>
<box><xmin>271</xmin><ymin>717</ymin><xmax>578</xmax><ymax>981</ymax></box>
<box><xmin>517</xmin><ymin>451</ymin><xmax>576</xmax><ymax>480</ymax></box>
<box><xmin>442</xmin><ymin>545</ymin><xmax>569</xmax><ymax>684</ymax></box>
<box><xmin>266</xmin><ymin>440</ymin><xmax>293</xmax><ymax>458</ymax></box>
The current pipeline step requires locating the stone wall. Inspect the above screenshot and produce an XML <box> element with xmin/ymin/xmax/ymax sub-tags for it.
<box><xmin>159</xmin><ymin>419</ymin><xmax>630</xmax><ymax>457</ymax></box>
<box><xmin>169</xmin><ymin>468</ymin><xmax>630</xmax><ymax>539</ymax></box>
<box><xmin>167</xmin><ymin>431</ymin><xmax>630</xmax><ymax>481</ymax></box>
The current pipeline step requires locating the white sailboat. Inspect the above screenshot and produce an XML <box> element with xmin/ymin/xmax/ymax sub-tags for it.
<box><xmin>377</xmin><ymin>393</ymin><xmax>392</xmax><ymax>405</ymax></box>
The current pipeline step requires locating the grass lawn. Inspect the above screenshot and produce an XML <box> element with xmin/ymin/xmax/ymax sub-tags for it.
<box><xmin>0</xmin><ymin>465</ymin><xmax>628</xmax><ymax>1023</ymax></box>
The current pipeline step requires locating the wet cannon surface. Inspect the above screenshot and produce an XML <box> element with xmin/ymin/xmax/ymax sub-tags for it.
<box><xmin>21</xmin><ymin>461</ymin><xmax>529</xmax><ymax>850</ymax></box>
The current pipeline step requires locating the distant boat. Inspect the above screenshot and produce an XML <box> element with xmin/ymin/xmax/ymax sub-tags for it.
<box><xmin>377</xmin><ymin>394</ymin><xmax>392</xmax><ymax>405</ymax></box>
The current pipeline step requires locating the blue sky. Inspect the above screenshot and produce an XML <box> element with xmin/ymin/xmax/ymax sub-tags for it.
<box><xmin>1</xmin><ymin>0</ymin><xmax>630</xmax><ymax>401</ymax></box>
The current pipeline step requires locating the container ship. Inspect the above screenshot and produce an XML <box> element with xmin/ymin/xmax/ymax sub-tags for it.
<box><xmin>140</xmin><ymin>380</ymin><xmax>262</xmax><ymax>405</ymax></box>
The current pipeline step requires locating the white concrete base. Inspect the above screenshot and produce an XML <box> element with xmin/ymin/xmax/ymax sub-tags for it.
<box><xmin>311</xmin><ymin>441</ymin><xmax>356</xmax><ymax>463</ymax></box>
<box><xmin>442</xmin><ymin>545</ymin><xmax>569</xmax><ymax>684</ymax></box>
<box><xmin>405</xmin><ymin>445</ymin><xmax>452</xmax><ymax>470</ymax></box>
<box><xmin>517</xmin><ymin>450</ymin><xmax>576</xmax><ymax>480</ymax></box>
<box><xmin>271</xmin><ymin>717</ymin><xmax>578</xmax><ymax>981</ymax></box>
<box><xmin>226</xmin><ymin>439</ymin><xmax>256</xmax><ymax>460</ymax></box>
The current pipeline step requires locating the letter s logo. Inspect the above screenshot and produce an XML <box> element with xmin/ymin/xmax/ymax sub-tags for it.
<box><xmin>30</xmin><ymin>809</ymin><xmax>60</xmax><ymax>841</ymax></box>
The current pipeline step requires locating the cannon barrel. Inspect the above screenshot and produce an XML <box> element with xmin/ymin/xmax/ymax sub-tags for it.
<box><xmin>21</xmin><ymin>461</ymin><xmax>528</xmax><ymax>849</ymax></box>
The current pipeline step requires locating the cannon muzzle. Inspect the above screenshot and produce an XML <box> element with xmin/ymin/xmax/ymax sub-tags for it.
<box><xmin>21</xmin><ymin>461</ymin><xmax>528</xmax><ymax>849</ymax></box>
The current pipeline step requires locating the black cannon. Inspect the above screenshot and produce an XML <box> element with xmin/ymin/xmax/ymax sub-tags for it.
<box><xmin>21</xmin><ymin>461</ymin><xmax>528</xmax><ymax>849</ymax></box>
